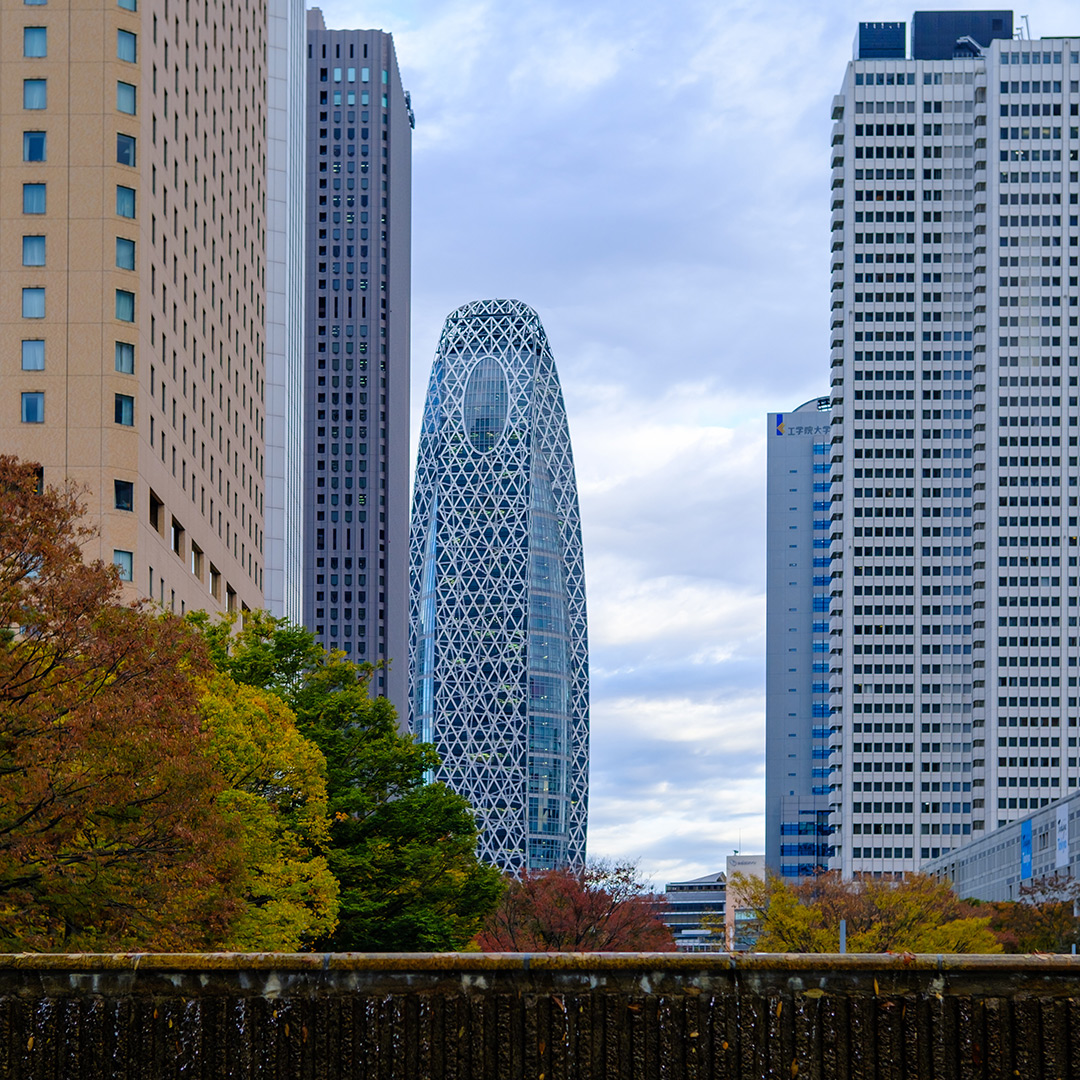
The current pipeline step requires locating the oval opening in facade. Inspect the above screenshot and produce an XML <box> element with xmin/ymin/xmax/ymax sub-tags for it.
<box><xmin>463</xmin><ymin>356</ymin><xmax>509</xmax><ymax>452</ymax></box>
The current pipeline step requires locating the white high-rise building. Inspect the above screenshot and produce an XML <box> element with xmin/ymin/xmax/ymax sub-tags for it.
<box><xmin>768</xmin><ymin>11</ymin><xmax>1080</xmax><ymax>880</ymax></box>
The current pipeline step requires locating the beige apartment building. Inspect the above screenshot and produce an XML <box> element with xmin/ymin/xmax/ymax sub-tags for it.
<box><xmin>1</xmin><ymin>0</ymin><xmax>268</xmax><ymax>615</ymax></box>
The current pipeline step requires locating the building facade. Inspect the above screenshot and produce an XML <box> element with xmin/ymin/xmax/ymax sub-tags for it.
<box><xmin>300</xmin><ymin>10</ymin><xmax>412</xmax><ymax>712</ymax></box>
<box><xmin>661</xmin><ymin>872</ymin><xmax>726</xmax><ymax>952</ymax></box>
<box><xmin>1</xmin><ymin>0</ymin><xmax>271</xmax><ymax>616</ymax></box>
<box><xmin>264</xmin><ymin>0</ymin><xmax>306</xmax><ymax>623</ymax></box>
<box><xmin>818</xmin><ymin>11</ymin><xmax>1080</xmax><ymax>878</ymax></box>
<box><xmin>409</xmin><ymin>299</ymin><xmax>589</xmax><ymax>873</ymax></box>
<box><xmin>765</xmin><ymin>398</ymin><xmax>838</xmax><ymax>878</ymax></box>
<box><xmin>923</xmin><ymin>787</ymin><xmax>1079</xmax><ymax>901</ymax></box>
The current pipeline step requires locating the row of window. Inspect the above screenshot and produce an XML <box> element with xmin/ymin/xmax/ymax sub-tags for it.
<box><xmin>19</xmin><ymin>183</ymin><xmax>136</xmax><ymax>218</ymax></box>
<box><xmin>21</xmin><ymin>392</ymin><xmax>133</xmax><ymax>426</ymax></box>
<box><xmin>20</xmin><ymin>79</ymin><xmax>134</xmax><ymax>114</ymax></box>
<box><xmin>22</xmin><ymin>25</ymin><xmax>135</xmax><ymax>60</ymax></box>
<box><xmin>22</xmin><ymin>130</ymin><xmax>136</xmax><ymax>166</ymax></box>
<box><xmin>18</xmin><ymin>340</ymin><xmax>133</xmax><ymax>372</ymax></box>
<box><xmin>18</xmin><ymin>287</ymin><xmax>133</xmax><ymax>321</ymax></box>
<box><xmin>18</xmin><ymin>235</ymin><xmax>134</xmax><ymax>269</ymax></box>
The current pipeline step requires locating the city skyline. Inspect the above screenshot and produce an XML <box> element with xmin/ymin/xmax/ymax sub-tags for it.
<box><xmin>12</xmin><ymin>0</ymin><xmax>1080</xmax><ymax>888</ymax></box>
<box><xmin>306</xmin><ymin>0</ymin><xmax>1077</xmax><ymax>884</ymax></box>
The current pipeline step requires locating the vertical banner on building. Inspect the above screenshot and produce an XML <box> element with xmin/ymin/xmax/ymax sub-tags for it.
<box><xmin>1057</xmin><ymin>804</ymin><xmax>1070</xmax><ymax>869</ymax></box>
<box><xmin>1021</xmin><ymin>819</ymin><xmax>1033</xmax><ymax>880</ymax></box>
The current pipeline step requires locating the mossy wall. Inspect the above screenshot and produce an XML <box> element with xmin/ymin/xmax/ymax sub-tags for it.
<box><xmin>3</xmin><ymin>952</ymin><xmax>1080</xmax><ymax>1078</ymax></box>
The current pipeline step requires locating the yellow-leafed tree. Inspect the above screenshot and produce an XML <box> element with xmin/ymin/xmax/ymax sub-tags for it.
<box><xmin>199</xmin><ymin>675</ymin><xmax>339</xmax><ymax>950</ymax></box>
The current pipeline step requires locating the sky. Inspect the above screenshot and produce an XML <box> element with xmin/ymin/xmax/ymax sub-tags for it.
<box><xmin>313</xmin><ymin>0</ymin><xmax>1079</xmax><ymax>886</ymax></box>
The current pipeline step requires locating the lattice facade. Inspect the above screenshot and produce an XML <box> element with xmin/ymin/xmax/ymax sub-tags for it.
<box><xmin>409</xmin><ymin>299</ymin><xmax>588</xmax><ymax>872</ymax></box>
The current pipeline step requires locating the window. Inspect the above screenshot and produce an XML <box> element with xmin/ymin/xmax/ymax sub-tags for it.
<box><xmin>117</xmin><ymin>29</ymin><xmax>136</xmax><ymax>61</ymax></box>
<box><xmin>23</xmin><ymin>27</ymin><xmax>46</xmax><ymax>56</ymax></box>
<box><xmin>116</xmin><ymin>133</ymin><xmax>135</xmax><ymax>166</ymax></box>
<box><xmin>116</xmin><ymin>237</ymin><xmax>135</xmax><ymax>270</ymax></box>
<box><xmin>115</xmin><ymin>289</ymin><xmax>134</xmax><ymax>321</ymax></box>
<box><xmin>23</xmin><ymin>79</ymin><xmax>46</xmax><ymax>109</ymax></box>
<box><xmin>113</xmin><ymin>550</ymin><xmax>133</xmax><ymax>581</ymax></box>
<box><xmin>21</xmin><ymin>340</ymin><xmax>44</xmax><ymax>370</ymax></box>
<box><xmin>114</xmin><ymin>480</ymin><xmax>134</xmax><ymax>511</ymax></box>
<box><xmin>171</xmin><ymin>518</ymin><xmax>185</xmax><ymax>557</ymax></box>
<box><xmin>23</xmin><ymin>131</ymin><xmax>46</xmax><ymax>161</ymax></box>
<box><xmin>22</xmin><ymin>183</ymin><xmax>45</xmax><ymax>213</ymax></box>
<box><xmin>117</xmin><ymin>0</ymin><xmax>136</xmax><ymax>9</ymax></box>
<box><xmin>21</xmin><ymin>392</ymin><xmax>43</xmax><ymax>423</ymax></box>
<box><xmin>114</xmin><ymin>393</ymin><xmax>134</xmax><ymax>426</ymax></box>
<box><xmin>22</xmin><ymin>236</ymin><xmax>45</xmax><ymax>266</ymax></box>
<box><xmin>116</xmin><ymin>81</ymin><xmax>136</xmax><ymax>114</ymax></box>
<box><xmin>24</xmin><ymin>0</ymin><xmax>48</xmax><ymax>5</ymax></box>
<box><xmin>116</xmin><ymin>185</ymin><xmax>135</xmax><ymax>217</ymax></box>
<box><xmin>115</xmin><ymin>341</ymin><xmax>134</xmax><ymax>373</ymax></box>
<box><xmin>22</xmin><ymin>288</ymin><xmax>44</xmax><ymax>318</ymax></box>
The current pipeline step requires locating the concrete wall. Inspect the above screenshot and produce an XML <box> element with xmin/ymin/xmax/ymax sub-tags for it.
<box><xmin>7</xmin><ymin>953</ymin><xmax>1080</xmax><ymax>1078</ymax></box>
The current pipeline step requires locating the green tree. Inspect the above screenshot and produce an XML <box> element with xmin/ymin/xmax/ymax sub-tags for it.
<box><xmin>191</xmin><ymin>612</ymin><xmax>505</xmax><ymax>950</ymax></box>
<box><xmin>199</xmin><ymin>674</ymin><xmax>338</xmax><ymax>950</ymax></box>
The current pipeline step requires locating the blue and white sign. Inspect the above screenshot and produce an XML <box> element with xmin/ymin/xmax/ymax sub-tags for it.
<box><xmin>1020</xmin><ymin>819</ymin><xmax>1033</xmax><ymax>880</ymax></box>
<box><xmin>1057</xmin><ymin>804</ymin><xmax>1070</xmax><ymax>869</ymax></box>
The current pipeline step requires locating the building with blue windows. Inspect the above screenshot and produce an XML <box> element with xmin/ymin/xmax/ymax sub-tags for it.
<box><xmin>765</xmin><ymin>398</ymin><xmax>838</xmax><ymax>878</ymax></box>
<box><xmin>409</xmin><ymin>299</ymin><xmax>589</xmax><ymax>873</ymax></box>
<box><xmin>773</xmin><ymin>10</ymin><xmax>1080</xmax><ymax>882</ymax></box>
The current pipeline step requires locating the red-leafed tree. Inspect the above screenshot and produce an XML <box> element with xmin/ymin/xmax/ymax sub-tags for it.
<box><xmin>0</xmin><ymin>456</ymin><xmax>242</xmax><ymax>950</ymax></box>
<box><xmin>477</xmin><ymin>862</ymin><xmax>676</xmax><ymax>952</ymax></box>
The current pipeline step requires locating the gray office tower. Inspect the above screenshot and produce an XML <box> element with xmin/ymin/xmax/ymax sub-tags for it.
<box><xmin>765</xmin><ymin>398</ymin><xmax>838</xmax><ymax>879</ymax></box>
<box><xmin>301</xmin><ymin>11</ymin><xmax>413</xmax><ymax>713</ymax></box>
<box><xmin>766</xmin><ymin>11</ymin><xmax>1080</xmax><ymax>880</ymax></box>
<box><xmin>409</xmin><ymin>300</ymin><xmax>589</xmax><ymax>873</ymax></box>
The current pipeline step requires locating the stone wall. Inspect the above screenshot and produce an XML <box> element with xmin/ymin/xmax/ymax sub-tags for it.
<box><xmin>3</xmin><ymin>952</ymin><xmax>1080</xmax><ymax>1078</ymax></box>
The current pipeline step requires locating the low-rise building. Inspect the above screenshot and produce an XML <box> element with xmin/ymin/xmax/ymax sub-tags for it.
<box><xmin>661</xmin><ymin>873</ymin><xmax>726</xmax><ymax>951</ymax></box>
<box><xmin>922</xmin><ymin>791</ymin><xmax>1080</xmax><ymax>902</ymax></box>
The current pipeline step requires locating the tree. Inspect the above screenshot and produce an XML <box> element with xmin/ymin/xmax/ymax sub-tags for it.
<box><xmin>0</xmin><ymin>456</ymin><xmax>242</xmax><ymax>950</ymax></box>
<box><xmin>199</xmin><ymin>674</ymin><xmax>338</xmax><ymax>951</ymax></box>
<box><xmin>191</xmin><ymin>612</ymin><xmax>505</xmax><ymax>951</ymax></box>
<box><xmin>748</xmin><ymin>871</ymin><xmax>1002</xmax><ymax>954</ymax></box>
<box><xmin>977</xmin><ymin>873</ymin><xmax>1080</xmax><ymax>953</ymax></box>
<box><xmin>477</xmin><ymin>862</ymin><xmax>676</xmax><ymax>952</ymax></box>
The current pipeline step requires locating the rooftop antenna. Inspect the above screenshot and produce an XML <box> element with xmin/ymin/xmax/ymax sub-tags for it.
<box><xmin>1021</xmin><ymin>15</ymin><xmax>1031</xmax><ymax>41</ymax></box>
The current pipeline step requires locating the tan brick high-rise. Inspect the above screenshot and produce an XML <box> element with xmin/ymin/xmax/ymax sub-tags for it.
<box><xmin>1</xmin><ymin>0</ymin><xmax>268</xmax><ymax>615</ymax></box>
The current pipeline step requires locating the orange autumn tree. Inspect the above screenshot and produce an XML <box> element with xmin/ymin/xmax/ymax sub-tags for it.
<box><xmin>0</xmin><ymin>456</ymin><xmax>242</xmax><ymax>950</ymax></box>
<box><xmin>478</xmin><ymin>862</ymin><xmax>676</xmax><ymax>952</ymax></box>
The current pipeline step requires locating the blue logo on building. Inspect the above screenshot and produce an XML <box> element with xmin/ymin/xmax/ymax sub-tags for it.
<box><xmin>1020</xmin><ymin>819</ymin><xmax>1033</xmax><ymax>880</ymax></box>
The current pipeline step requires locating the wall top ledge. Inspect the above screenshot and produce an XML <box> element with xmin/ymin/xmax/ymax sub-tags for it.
<box><xmin>0</xmin><ymin>952</ymin><xmax>1077</xmax><ymax>974</ymax></box>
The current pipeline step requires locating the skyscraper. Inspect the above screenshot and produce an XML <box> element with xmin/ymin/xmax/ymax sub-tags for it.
<box><xmin>765</xmin><ymin>398</ymin><xmax>838</xmax><ymax>879</ymax></box>
<box><xmin>1</xmin><ymin>0</ymin><xmax>272</xmax><ymax>616</ymax></box>
<box><xmin>300</xmin><ymin>11</ymin><xmax>412</xmax><ymax>712</ymax></box>
<box><xmin>775</xmin><ymin>10</ymin><xmax>1080</xmax><ymax>879</ymax></box>
<box><xmin>265</xmin><ymin>0</ymin><xmax>307</xmax><ymax>624</ymax></box>
<box><xmin>409</xmin><ymin>299</ymin><xmax>589</xmax><ymax>873</ymax></box>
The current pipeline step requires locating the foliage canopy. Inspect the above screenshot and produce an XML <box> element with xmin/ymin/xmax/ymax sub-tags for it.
<box><xmin>477</xmin><ymin>862</ymin><xmax>676</xmax><ymax>952</ymax></box>
<box><xmin>193</xmin><ymin>611</ymin><xmax>505</xmax><ymax>951</ymax></box>
<box><xmin>740</xmin><ymin>871</ymin><xmax>1002</xmax><ymax>954</ymax></box>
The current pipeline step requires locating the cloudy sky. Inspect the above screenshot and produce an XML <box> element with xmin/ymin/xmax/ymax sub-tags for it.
<box><xmin>314</xmin><ymin>0</ymin><xmax>1076</xmax><ymax>885</ymax></box>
